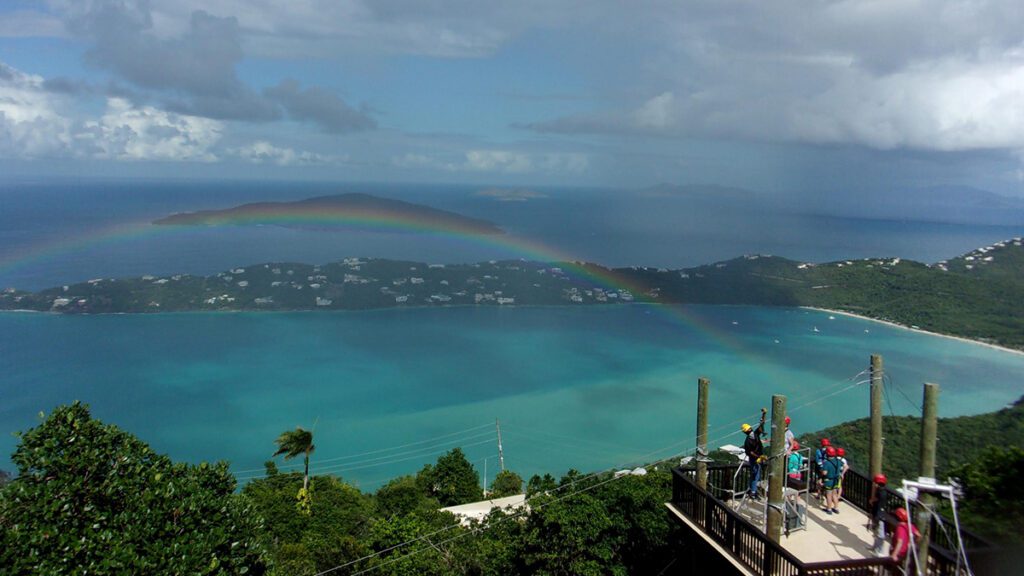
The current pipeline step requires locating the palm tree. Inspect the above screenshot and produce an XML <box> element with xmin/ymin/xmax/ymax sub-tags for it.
<box><xmin>273</xmin><ymin>427</ymin><xmax>315</xmax><ymax>491</ymax></box>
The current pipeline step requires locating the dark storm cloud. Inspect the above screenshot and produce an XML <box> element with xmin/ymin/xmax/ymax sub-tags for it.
<box><xmin>41</xmin><ymin>76</ymin><xmax>92</xmax><ymax>94</ymax></box>
<box><xmin>71</xmin><ymin>6</ymin><xmax>243</xmax><ymax>98</ymax></box>
<box><xmin>264</xmin><ymin>80</ymin><xmax>376</xmax><ymax>133</ymax></box>
<box><xmin>58</xmin><ymin>1</ymin><xmax>368</xmax><ymax>127</ymax></box>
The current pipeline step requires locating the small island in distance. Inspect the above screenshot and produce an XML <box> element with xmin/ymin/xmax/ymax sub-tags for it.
<box><xmin>3</xmin><ymin>238</ymin><xmax>1024</xmax><ymax>350</ymax></box>
<box><xmin>153</xmin><ymin>193</ymin><xmax>505</xmax><ymax>235</ymax></box>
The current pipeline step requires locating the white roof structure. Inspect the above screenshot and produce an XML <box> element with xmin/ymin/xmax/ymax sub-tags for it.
<box><xmin>440</xmin><ymin>494</ymin><xmax>528</xmax><ymax>526</ymax></box>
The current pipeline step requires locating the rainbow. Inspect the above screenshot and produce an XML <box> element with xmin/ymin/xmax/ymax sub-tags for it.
<box><xmin>0</xmin><ymin>203</ymin><xmax>761</xmax><ymax>361</ymax></box>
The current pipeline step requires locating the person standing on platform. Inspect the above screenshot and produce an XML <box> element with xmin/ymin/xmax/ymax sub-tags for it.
<box><xmin>784</xmin><ymin>416</ymin><xmax>795</xmax><ymax>455</ymax></box>
<box><xmin>787</xmin><ymin>440</ymin><xmax>806</xmax><ymax>489</ymax></box>
<box><xmin>836</xmin><ymin>447</ymin><xmax>850</xmax><ymax>506</ymax></box>
<box><xmin>868</xmin><ymin>474</ymin><xmax>889</xmax><ymax>555</ymax></box>
<box><xmin>814</xmin><ymin>438</ymin><xmax>830</xmax><ymax>499</ymax></box>
<box><xmin>742</xmin><ymin>408</ymin><xmax>767</xmax><ymax>500</ymax></box>
<box><xmin>820</xmin><ymin>446</ymin><xmax>842</xmax><ymax>514</ymax></box>
<box><xmin>890</xmin><ymin>507</ymin><xmax>921</xmax><ymax>574</ymax></box>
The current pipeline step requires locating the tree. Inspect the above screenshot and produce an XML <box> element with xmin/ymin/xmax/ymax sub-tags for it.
<box><xmin>521</xmin><ymin>491</ymin><xmax>621</xmax><ymax>575</ymax></box>
<box><xmin>416</xmin><ymin>448</ymin><xmax>483</xmax><ymax>506</ymax></box>
<box><xmin>490</xmin><ymin>469</ymin><xmax>524</xmax><ymax>498</ymax></box>
<box><xmin>0</xmin><ymin>402</ymin><xmax>267</xmax><ymax>574</ymax></box>
<box><xmin>948</xmin><ymin>445</ymin><xmax>1024</xmax><ymax>543</ymax></box>
<box><xmin>376</xmin><ymin>475</ymin><xmax>437</xmax><ymax>518</ymax></box>
<box><xmin>273</xmin><ymin>427</ymin><xmax>315</xmax><ymax>492</ymax></box>
<box><xmin>243</xmin><ymin>473</ymin><xmax>374</xmax><ymax>574</ymax></box>
<box><xmin>526</xmin><ymin>473</ymin><xmax>558</xmax><ymax>497</ymax></box>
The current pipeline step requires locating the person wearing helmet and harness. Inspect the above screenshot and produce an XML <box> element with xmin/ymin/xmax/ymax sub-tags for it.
<box><xmin>868</xmin><ymin>473</ymin><xmax>889</xmax><ymax>555</ymax></box>
<box><xmin>814</xmin><ymin>438</ymin><xmax>830</xmax><ymax>499</ymax></box>
<box><xmin>890</xmin><ymin>507</ymin><xmax>921</xmax><ymax>574</ymax></box>
<box><xmin>820</xmin><ymin>446</ymin><xmax>842</xmax><ymax>514</ymax></box>
<box><xmin>741</xmin><ymin>408</ymin><xmax>768</xmax><ymax>500</ymax></box>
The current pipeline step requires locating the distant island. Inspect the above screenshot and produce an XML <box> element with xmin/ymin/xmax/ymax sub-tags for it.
<box><xmin>153</xmin><ymin>193</ymin><xmax>504</xmax><ymax>235</ymax></box>
<box><xmin>3</xmin><ymin>238</ymin><xmax>1023</xmax><ymax>350</ymax></box>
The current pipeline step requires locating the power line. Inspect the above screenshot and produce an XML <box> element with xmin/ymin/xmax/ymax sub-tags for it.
<box><xmin>236</xmin><ymin>436</ymin><xmax>497</xmax><ymax>482</ymax></box>
<box><xmin>233</xmin><ymin>422</ymin><xmax>494</xmax><ymax>474</ymax></box>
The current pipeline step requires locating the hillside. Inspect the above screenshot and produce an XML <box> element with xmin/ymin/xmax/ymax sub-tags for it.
<box><xmin>797</xmin><ymin>397</ymin><xmax>1024</xmax><ymax>485</ymax></box>
<box><xmin>153</xmin><ymin>193</ymin><xmax>504</xmax><ymax>235</ymax></box>
<box><xmin>3</xmin><ymin>237</ymin><xmax>1024</xmax><ymax>348</ymax></box>
<box><xmin>618</xmin><ymin>237</ymin><xmax>1024</xmax><ymax>348</ymax></box>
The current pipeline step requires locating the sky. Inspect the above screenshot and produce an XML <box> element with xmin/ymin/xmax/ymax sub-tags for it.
<box><xmin>1</xmin><ymin>0</ymin><xmax>1024</xmax><ymax>196</ymax></box>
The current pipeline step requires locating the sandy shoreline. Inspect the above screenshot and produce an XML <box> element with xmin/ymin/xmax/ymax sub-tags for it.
<box><xmin>801</xmin><ymin>306</ymin><xmax>1024</xmax><ymax>357</ymax></box>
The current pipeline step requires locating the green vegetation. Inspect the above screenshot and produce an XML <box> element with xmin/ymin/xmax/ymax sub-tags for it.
<box><xmin>4</xmin><ymin>238</ymin><xmax>1024</xmax><ymax>349</ymax></box>
<box><xmin>800</xmin><ymin>396</ymin><xmax>1024</xmax><ymax>542</ymax></box>
<box><xmin>3</xmin><ymin>397</ymin><xmax>1021</xmax><ymax>573</ymax></box>
<box><xmin>947</xmin><ymin>446</ymin><xmax>1024</xmax><ymax>542</ymax></box>
<box><xmin>0</xmin><ymin>403</ymin><xmax>267</xmax><ymax>574</ymax></box>
<box><xmin>0</xmin><ymin>405</ymin><xmax>681</xmax><ymax>575</ymax></box>
<box><xmin>273</xmin><ymin>426</ymin><xmax>316</xmax><ymax>514</ymax></box>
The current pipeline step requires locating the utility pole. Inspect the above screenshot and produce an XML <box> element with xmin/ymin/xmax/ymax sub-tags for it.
<box><xmin>916</xmin><ymin>383</ymin><xmax>939</xmax><ymax>567</ymax></box>
<box><xmin>696</xmin><ymin>377</ymin><xmax>710</xmax><ymax>490</ymax></box>
<box><xmin>766</xmin><ymin>394</ymin><xmax>787</xmax><ymax>543</ymax></box>
<box><xmin>496</xmin><ymin>419</ymin><xmax>505</xmax><ymax>472</ymax></box>
<box><xmin>870</xmin><ymin>354</ymin><xmax>884</xmax><ymax>479</ymax></box>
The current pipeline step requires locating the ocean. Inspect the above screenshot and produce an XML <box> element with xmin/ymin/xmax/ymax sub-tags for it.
<box><xmin>1</xmin><ymin>180</ymin><xmax>1022</xmax><ymax>488</ymax></box>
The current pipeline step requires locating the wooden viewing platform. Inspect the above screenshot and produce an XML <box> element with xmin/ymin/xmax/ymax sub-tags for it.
<box><xmin>666</xmin><ymin>464</ymin><xmax>998</xmax><ymax>576</ymax></box>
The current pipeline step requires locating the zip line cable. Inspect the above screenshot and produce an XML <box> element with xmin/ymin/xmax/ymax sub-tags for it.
<box><xmin>235</xmin><ymin>437</ymin><xmax>498</xmax><ymax>482</ymax></box>
<box><xmin>499</xmin><ymin>424</ymin><xmax>648</xmax><ymax>455</ymax></box>
<box><xmin>236</xmin><ymin>429</ymin><xmax>496</xmax><ymax>479</ymax></box>
<box><xmin>233</xmin><ymin>422</ymin><xmax>494</xmax><ymax>474</ymax></box>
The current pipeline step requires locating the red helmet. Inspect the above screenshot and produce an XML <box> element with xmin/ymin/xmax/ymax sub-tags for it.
<box><xmin>785</xmin><ymin>416</ymin><xmax>791</xmax><ymax>425</ymax></box>
<box><xmin>894</xmin><ymin>507</ymin><xmax>909</xmax><ymax>522</ymax></box>
<box><xmin>791</xmin><ymin>440</ymin><xmax>800</xmax><ymax>450</ymax></box>
<box><xmin>820</xmin><ymin>438</ymin><xmax>830</xmax><ymax>447</ymax></box>
<box><xmin>837</xmin><ymin>448</ymin><xmax>846</xmax><ymax>457</ymax></box>
<box><xmin>873</xmin><ymin>473</ymin><xmax>887</xmax><ymax>485</ymax></box>
<box><xmin>826</xmin><ymin>446</ymin><xmax>837</xmax><ymax>457</ymax></box>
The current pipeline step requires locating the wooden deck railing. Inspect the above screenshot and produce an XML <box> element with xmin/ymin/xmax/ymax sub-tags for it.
<box><xmin>671</xmin><ymin>464</ymin><xmax>994</xmax><ymax>576</ymax></box>
<box><xmin>672</xmin><ymin>466</ymin><xmax>889</xmax><ymax>576</ymax></box>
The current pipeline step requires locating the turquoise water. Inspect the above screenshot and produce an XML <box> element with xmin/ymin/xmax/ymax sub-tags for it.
<box><xmin>2</xmin><ymin>305</ymin><xmax>1022</xmax><ymax>490</ymax></box>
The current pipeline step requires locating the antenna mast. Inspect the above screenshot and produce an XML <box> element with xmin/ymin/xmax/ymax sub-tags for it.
<box><xmin>496</xmin><ymin>418</ymin><xmax>505</xmax><ymax>471</ymax></box>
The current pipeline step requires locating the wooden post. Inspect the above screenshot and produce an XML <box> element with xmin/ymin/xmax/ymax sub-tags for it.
<box><xmin>916</xmin><ymin>383</ymin><xmax>940</xmax><ymax>567</ymax></box>
<box><xmin>766</xmin><ymin>394</ymin><xmax>787</xmax><ymax>543</ymax></box>
<box><xmin>696</xmin><ymin>377</ymin><xmax>710</xmax><ymax>491</ymax></box>
<box><xmin>869</xmin><ymin>354</ymin><xmax>884</xmax><ymax>479</ymax></box>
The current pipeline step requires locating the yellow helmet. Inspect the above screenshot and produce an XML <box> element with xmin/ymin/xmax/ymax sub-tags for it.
<box><xmin>741</xmin><ymin>423</ymin><xmax>752</xmax><ymax>433</ymax></box>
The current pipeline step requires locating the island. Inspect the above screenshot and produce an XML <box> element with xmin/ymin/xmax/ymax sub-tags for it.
<box><xmin>3</xmin><ymin>238</ymin><xmax>1023</xmax><ymax>349</ymax></box>
<box><xmin>153</xmin><ymin>193</ymin><xmax>504</xmax><ymax>235</ymax></box>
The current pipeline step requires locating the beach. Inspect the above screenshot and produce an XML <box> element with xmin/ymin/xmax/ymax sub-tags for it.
<box><xmin>801</xmin><ymin>306</ymin><xmax>1024</xmax><ymax>357</ymax></box>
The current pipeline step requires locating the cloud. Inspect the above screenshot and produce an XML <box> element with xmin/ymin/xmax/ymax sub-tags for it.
<box><xmin>0</xmin><ymin>62</ymin><xmax>74</xmax><ymax>157</ymax></box>
<box><xmin>49</xmin><ymin>1</ymin><xmax>369</xmax><ymax>126</ymax></box>
<box><xmin>264</xmin><ymin>80</ymin><xmax>375</xmax><ymax>133</ymax></box>
<box><xmin>228</xmin><ymin>140</ymin><xmax>344</xmax><ymax>166</ymax></box>
<box><xmin>0</xmin><ymin>10</ymin><xmax>66</xmax><ymax>38</ymax></box>
<box><xmin>0</xmin><ymin>60</ymin><xmax>225</xmax><ymax>162</ymax></box>
<box><xmin>474</xmin><ymin>188</ymin><xmax>549</xmax><ymax>202</ymax></box>
<box><xmin>392</xmin><ymin>149</ymin><xmax>588</xmax><ymax>174</ymax></box>
<box><xmin>632</xmin><ymin>92</ymin><xmax>674</xmax><ymax>130</ymax></box>
<box><xmin>519</xmin><ymin>0</ymin><xmax>1024</xmax><ymax>155</ymax></box>
<box><xmin>97</xmin><ymin>0</ymin><xmax>597</xmax><ymax>59</ymax></box>
<box><xmin>79</xmin><ymin>98</ymin><xmax>223</xmax><ymax>161</ymax></box>
<box><xmin>463</xmin><ymin>150</ymin><xmax>533</xmax><ymax>173</ymax></box>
